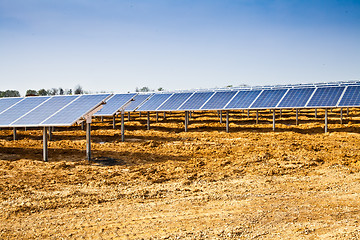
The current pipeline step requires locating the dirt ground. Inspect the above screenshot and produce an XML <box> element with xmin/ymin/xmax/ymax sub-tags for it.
<box><xmin>1</xmin><ymin>109</ymin><xmax>360</xmax><ymax>239</ymax></box>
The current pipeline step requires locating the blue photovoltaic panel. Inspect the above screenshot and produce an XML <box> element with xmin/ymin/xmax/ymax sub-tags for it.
<box><xmin>250</xmin><ymin>89</ymin><xmax>287</xmax><ymax>109</ymax></box>
<box><xmin>137</xmin><ymin>94</ymin><xmax>172</xmax><ymax>111</ymax></box>
<box><xmin>178</xmin><ymin>92</ymin><xmax>214</xmax><ymax>110</ymax></box>
<box><xmin>201</xmin><ymin>91</ymin><xmax>237</xmax><ymax>110</ymax></box>
<box><xmin>277</xmin><ymin>88</ymin><xmax>315</xmax><ymax>108</ymax></box>
<box><xmin>0</xmin><ymin>97</ymin><xmax>50</xmax><ymax>127</ymax></box>
<box><xmin>0</xmin><ymin>97</ymin><xmax>24</xmax><ymax>113</ymax></box>
<box><xmin>225</xmin><ymin>90</ymin><xmax>262</xmax><ymax>109</ymax></box>
<box><xmin>338</xmin><ymin>86</ymin><xmax>360</xmax><ymax>107</ymax></box>
<box><xmin>125</xmin><ymin>94</ymin><xmax>152</xmax><ymax>111</ymax></box>
<box><xmin>41</xmin><ymin>94</ymin><xmax>110</xmax><ymax>125</ymax></box>
<box><xmin>157</xmin><ymin>92</ymin><xmax>193</xmax><ymax>111</ymax></box>
<box><xmin>12</xmin><ymin>95</ymin><xmax>79</xmax><ymax>126</ymax></box>
<box><xmin>94</xmin><ymin>93</ymin><xmax>136</xmax><ymax>116</ymax></box>
<box><xmin>306</xmin><ymin>87</ymin><xmax>345</xmax><ymax>107</ymax></box>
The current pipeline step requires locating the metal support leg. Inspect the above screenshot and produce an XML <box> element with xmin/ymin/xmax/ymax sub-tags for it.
<box><xmin>139</xmin><ymin>112</ymin><xmax>142</xmax><ymax>117</ymax></box>
<box><xmin>226</xmin><ymin>111</ymin><xmax>229</xmax><ymax>133</ymax></box>
<box><xmin>121</xmin><ymin>112</ymin><xmax>125</xmax><ymax>142</ymax></box>
<box><xmin>43</xmin><ymin>127</ymin><xmax>48</xmax><ymax>162</ymax></box>
<box><xmin>347</xmin><ymin>107</ymin><xmax>349</xmax><ymax>116</ymax></box>
<box><xmin>340</xmin><ymin>108</ymin><xmax>343</xmax><ymax>124</ymax></box>
<box><xmin>220</xmin><ymin>110</ymin><xmax>223</xmax><ymax>123</ymax></box>
<box><xmin>296</xmin><ymin>109</ymin><xmax>299</xmax><ymax>126</ymax></box>
<box><xmin>280</xmin><ymin>109</ymin><xmax>282</xmax><ymax>118</ymax></box>
<box><xmin>256</xmin><ymin>110</ymin><xmax>259</xmax><ymax>124</ymax></box>
<box><xmin>273</xmin><ymin>109</ymin><xmax>276</xmax><ymax>131</ymax></box>
<box><xmin>163</xmin><ymin>112</ymin><xmax>166</xmax><ymax>119</ymax></box>
<box><xmin>13</xmin><ymin>127</ymin><xmax>17</xmax><ymax>141</ymax></box>
<box><xmin>49</xmin><ymin>127</ymin><xmax>53</xmax><ymax>141</ymax></box>
<box><xmin>185</xmin><ymin>111</ymin><xmax>189</xmax><ymax>132</ymax></box>
<box><xmin>86</xmin><ymin>122</ymin><xmax>91</xmax><ymax>160</ymax></box>
<box><xmin>325</xmin><ymin>108</ymin><xmax>328</xmax><ymax>133</ymax></box>
<box><xmin>315</xmin><ymin>108</ymin><xmax>318</xmax><ymax>118</ymax></box>
<box><xmin>101</xmin><ymin>116</ymin><xmax>104</xmax><ymax>122</ymax></box>
<box><xmin>247</xmin><ymin>110</ymin><xmax>249</xmax><ymax>118</ymax></box>
<box><xmin>128</xmin><ymin>112</ymin><xmax>130</xmax><ymax>121</ymax></box>
<box><xmin>81</xmin><ymin>121</ymin><xmax>85</xmax><ymax>130</ymax></box>
<box><xmin>113</xmin><ymin>115</ymin><xmax>116</xmax><ymax>129</ymax></box>
<box><xmin>190</xmin><ymin>111</ymin><xmax>192</xmax><ymax>118</ymax></box>
<box><xmin>156</xmin><ymin>112</ymin><xmax>159</xmax><ymax>122</ymax></box>
<box><xmin>147</xmin><ymin>112</ymin><xmax>150</xmax><ymax>130</ymax></box>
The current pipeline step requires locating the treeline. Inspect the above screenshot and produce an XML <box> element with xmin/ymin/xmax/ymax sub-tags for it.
<box><xmin>0</xmin><ymin>90</ymin><xmax>21</xmax><ymax>98</ymax></box>
<box><xmin>25</xmin><ymin>85</ymin><xmax>85</xmax><ymax>96</ymax></box>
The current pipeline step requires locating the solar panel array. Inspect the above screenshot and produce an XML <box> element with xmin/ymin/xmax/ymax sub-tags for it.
<box><xmin>126</xmin><ymin>83</ymin><xmax>360</xmax><ymax>112</ymax></box>
<box><xmin>1</xmin><ymin>81</ymin><xmax>359</xmax><ymax>128</ymax></box>
<box><xmin>0</xmin><ymin>94</ymin><xmax>111</xmax><ymax>127</ymax></box>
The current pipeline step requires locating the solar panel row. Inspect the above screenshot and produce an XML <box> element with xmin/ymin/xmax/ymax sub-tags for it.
<box><xmin>129</xmin><ymin>86</ymin><xmax>360</xmax><ymax>112</ymax></box>
<box><xmin>0</xmin><ymin>94</ymin><xmax>111</xmax><ymax>127</ymax></box>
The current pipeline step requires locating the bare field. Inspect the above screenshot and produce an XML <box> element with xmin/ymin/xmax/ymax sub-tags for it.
<box><xmin>1</xmin><ymin>109</ymin><xmax>360</xmax><ymax>239</ymax></box>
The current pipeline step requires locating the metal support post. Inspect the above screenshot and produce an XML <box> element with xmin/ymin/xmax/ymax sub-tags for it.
<box><xmin>139</xmin><ymin>112</ymin><xmax>142</xmax><ymax>117</ymax></box>
<box><xmin>347</xmin><ymin>107</ymin><xmax>349</xmax><ymax>116</ymax></box>
<box><xmin>147</xmin><ymin>112</ymin><xmax>150</xmax><ymax>130</ymax></box>
<box><xmin>247</xmin><ymin>110</ymin><xmax>249</xmax><ymax>118</ymax></box>
<box><xmin>280</xmin><ymin>109</ymin><xmax>282</xmax><ymax>118</ymax></box>
<box><xmin>256</xmin><ymin>110</ymin><xmax>259</xmax><ymax>124</ymax></box>
<box><xmin>296</xmin><ymin>109</ymin><xmax>299</xmax><ymax>126</ymax></box>
<box><xmin>273</xmin><ymin>109</ymin><xmax>276</xmax><ymax>131</ymax></box>
<box><xmin>43</xmin><ymin>127</ymin><xmax>48</xmax><ymax>162</ymax></box>
<box><xmin>163</xmin><ymin>112</ymin><xmax>166</xmax><ymax>119</ymax></box>
<box><xmin>113</xmin><ymin>115</ymin><xmax>116</xmax><ymax>129</ymax></box>
<box><xmin>226</xmin><ymin>111</ymin><xmax>229</xmax><ymax>133</ymax></box>
<box><xmin>185</xmin><ymin>111</ymin><xmax>189</xmax><ymax>132</ymax></box>
<box><xmin>190</xmin><ymin>111</ymin><xmax>192</xmax><ymax>118</ymax></box>
<box><xmin>49</xmin><ymin>126</ymin><xmax>53</xmax><ymax>141</ymax></box>
<box><xmin>220</xmin><ymin>110</ymin><xmax>223</xmax><ymax>123</ymax></box>
<box><xmin>121</xmin><ymin>111</ymin><xmax>125</xmax><ymax>142</ymax></box>
<box><xmin>128</xmin><ymin>112</ymin><xmax>131</xmax><ymax>121</ymax></box>
<box><xmin>81</xmin><ymin>121</ymin><xmax>85</xmax><ymax>130</ymax></box>
<box><xmin>340</xmin><ymin>108</ymin><xmax>343</xmax><ymax>124</ymax></box>
<box><xmin>13</xmin><ymin>127</ymin><xmax>17</xmax><ymax>141</ymax></box>
<box><xmin>101</xmin><ymin>116</ymin><xmax>104</xmax><ymax>122</ymax></box>
<box><xmin>325</xmin><ymin>108</ymin><xmax>328</xmax><ymax>133</ymax></box>
<box><xmin>315</xmin><ymin>108</ymin><xmax>318</xmax><ymax>118</ymax></box>
<box><xmin>86</xmin><ymin>122</ymin><xmax>91</xmax><ymax>160</ymax></box>
<box><xmin>156</xmin><ymin>112</ymin><xmax>159</xmax><ymax>122</ymax></box>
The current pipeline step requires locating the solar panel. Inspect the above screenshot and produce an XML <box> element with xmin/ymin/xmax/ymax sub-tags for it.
<box><xmin>157</xmin><ymin>92</ymin><xmax>193</xmax><ymax>111</ymax></box>
<box><xmin>125</xmin><ymin>93</ymin><xmax>152</xmax><ymax>111</ymax></box>
<box><xmin>0</xmin><ymin>96</ymin><xmax>50</xmax><ymax>127</ymax></box>
<box><xmin>225</xmin><ymin>90</ymin><xmax>262</xmax><ymax>109</ymax></box>
<box><xmin>41</xmin><ymin>94</ymin><xmax>110</xmax><ymax>126</ymax></box>
<box><xmin>201</xmin><ymin>91</ymin><xmax>237</xmax><ymax>110</ymax></box>
<box><xmin>11</xmin><ymin>95</ymin><xmax>79</xmax><ymax>126</ymax></box>
<box><xmin>250</xmin><ymin>89</ymin><xmax>287</xmax><ymax>109</ymax></box>
<box><xmin>137</xmin><ymin>93</ymin><xmax>173</xmax><ymax>111</ymax></box>
<box><xmin>277</xmin><ymin>88</ymin><xmax>315</xmax><ymax>108</ymax></box>
<box><xmin>0</xmin><ymin>97</ymin><xmax>24</xmax><ymax>113</ymax></box>
<box><xmin>94</xmin><ymin>93</ymin><xmax>137</xmax><ymax>116</ymax></box>
<box><xmin>178</xmin><ymin>92</ymin><xmax>215</xmax><ymax>111</ymax></box>
<box><xmin>338</xmin><ymin>86</ymin><xmax>360</xmax><ymax>107</ymax></box>
<box><xmin>306</xmin><ymin>87</ymin><xmax>345</xmax><ymax>107</ymax></box>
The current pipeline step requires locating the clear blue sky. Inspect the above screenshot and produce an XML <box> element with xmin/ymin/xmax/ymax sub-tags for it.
<box><xmin>1</xmin><ymin>0</ymin><xmax>359</xmax><ymax>95</ymax></box>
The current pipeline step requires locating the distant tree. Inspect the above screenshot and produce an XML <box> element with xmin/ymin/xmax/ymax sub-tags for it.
<box><xmin>38</xmin><ymin>89</ymin><xmax>49</xmax><ymax>96</ymax></box>
<box><xmin>59</xmin><ymin>88</ymin><xmax>64</xmax><ymax>95</ymax></box>
<box><xmin>226</xmin><ymin>85</ymin><xmax>233</xmax><ymax>88</ymax></box>
<box><xmin>74</xmin><ymin>85</ymin><xmax>83</xmax><ymax>95</ymax></box>
<box><xmin>49</xmin><ymin>88</ymin><xmax>59</xmax><ymax>95</ymax></box>
<box><xmin>25</xmin><ymin>89</ymin><xmax>38</xmax><ymax>96</ymax></box>
<box><xmin>0</xmin><ymin>90</ymin><xmax>21</xmax><ymax>97</ymax></box>
<box><xmin>66</xmin><ymin>89</ymin><xmax>72</xmax><ymax>95</ymax></box>
<box><xmin>157</xmin><ymin>87</ymin><xmax>165</xmax><ymax>91</ymax></box>
<box><xmin>136</xmin><ymin>86</ymin><xmax>151</xmax><ymax>92</ymax></box>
